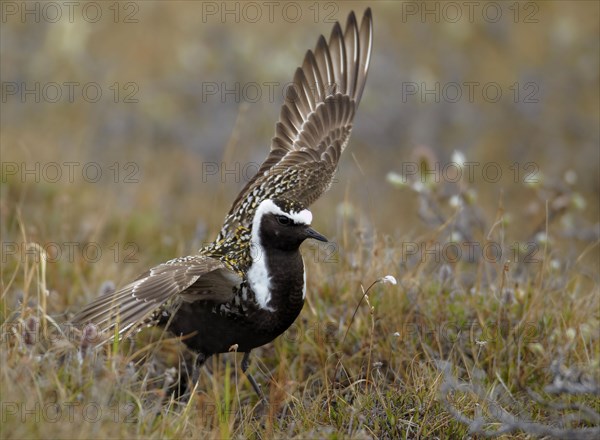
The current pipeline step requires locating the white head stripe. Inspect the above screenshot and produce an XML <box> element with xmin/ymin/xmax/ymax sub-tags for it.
<box><xmin>253</xmin><ymin>199</ymin><xmax>312</xmax><ymax>225</ymax></box>
<box><xmin>247</xmin><ymin>199</ymin><xmax>311</xmax><ymax>312</ymax></box>
<box><xmin>248</xmin><ymin>200</ymin><xmax>275</xmax><ymax>312</ymax></box>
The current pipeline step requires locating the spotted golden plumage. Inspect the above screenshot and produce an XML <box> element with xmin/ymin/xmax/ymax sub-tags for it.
<box><xmin>71</xmin><ymin>9</ymin><xmax>374</xmax><ymax>399</ymax></box>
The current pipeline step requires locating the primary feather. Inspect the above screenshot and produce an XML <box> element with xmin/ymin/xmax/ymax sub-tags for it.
<box><xmin>218</xmin><ymin>9</ymin><xmax>373</xmax><ymax>240</ymax></box>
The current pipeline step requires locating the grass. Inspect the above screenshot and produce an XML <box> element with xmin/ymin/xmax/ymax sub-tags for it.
<box><xmin>1</xmin><ymin>143</ymin><xmax>598</xmax><ymax>439</ymax></box>
<box><xmin>1</xmin><ymin>3</ymin><xmax>598</xmax><ymax>436</ymax></box>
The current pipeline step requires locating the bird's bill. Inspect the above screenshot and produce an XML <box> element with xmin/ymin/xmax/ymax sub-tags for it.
<box><xmin>305</xmin><ymin>227</ymin><xmax>328</xmax><ymax>242</ymax></box>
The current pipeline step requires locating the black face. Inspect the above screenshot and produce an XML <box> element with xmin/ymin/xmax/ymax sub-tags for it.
<box><xmin>259</xmin><ymin>214</ymin><xmax>328</xmax><ymax>251</ymax></box>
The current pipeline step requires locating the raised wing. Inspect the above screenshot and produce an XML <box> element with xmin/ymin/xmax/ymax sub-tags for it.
<box><xmin>70</xmin><ymin>255</ymin><xmax>241</xmax><ymax>342</ymax></box>
<box><xmin>218</xmin><ymin>9</ymin><xmax>373</xmax><ymax>239</ymax></box>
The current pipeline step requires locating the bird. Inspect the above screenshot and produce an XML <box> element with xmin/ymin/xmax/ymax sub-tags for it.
<box><xmin>70</xmin><ymin>8</ymin><xmax>374</xmax><ymax>399</ymax></box>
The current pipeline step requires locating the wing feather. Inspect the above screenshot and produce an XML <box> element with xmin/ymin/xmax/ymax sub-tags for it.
<box><xmin>219</xmin><ymin>9</ymin><xmax>373</xmax><ymax>238</ymax></box>
<box><xmin>71</xmin><ymin>256</ymin><xmax>241</xmax><ymax>342</ymax></box>
<box><xmin>329</xmin><ymin>22</ymin><xmax>347</xmax><ymax>94</ymax></box>
<box><xmin>344</xmin><ymin>11</ymin><xmax>359</xmax><ymax>99</ymax></box>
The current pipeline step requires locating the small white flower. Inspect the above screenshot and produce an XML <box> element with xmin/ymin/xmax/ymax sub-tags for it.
<box><xmin>393</xmin><ymin>332</ymin><xmax>400</xmax><ymax>337</ymax></box>
<box><xmin>449</xmin><ymin>194</ymin><xmax>462</xmax><ymax>208</ymax></box>
<box><xmin>386</xmin><ymin>171</ymin><xmax>408</xmax><ymax>187</ymax></box>
<box><xmin>380</xmin><ymin>275</ymin><xmax>397</xmax><ymax>285</ymax></box>
<box><xmin>452</xmin><ymin>150</ymin><xmax>466</xmax><ymax>168</ymax></box>
<box><xmin>448</xmin><ymin>231</ymin><xmax>462</xmax><ymax>243</ymax></box>
<box><xmin>535</xmin><ymin>231</ymin><xmax>548</xmax><ymax>244</ymax></box>
<box><xmin>411</xmin><ymin>181</ymin><xmax>424</xmax><ymax>193</ymax></box>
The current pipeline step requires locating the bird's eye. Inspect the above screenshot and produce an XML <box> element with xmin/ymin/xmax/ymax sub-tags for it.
<box><xmin>276</xmin><ymin>215</ymin><xmax>291</xmax><ymax>225</ymax></box>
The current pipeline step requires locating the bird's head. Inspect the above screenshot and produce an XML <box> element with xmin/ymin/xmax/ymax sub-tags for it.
<box><xmin>251</xmin><ymin>198</ymin><xmax>328</xmax><ymax>251</ymax></box>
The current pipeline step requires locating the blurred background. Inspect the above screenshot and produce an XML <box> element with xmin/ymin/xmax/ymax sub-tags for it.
<box><xmin>2</xmin><ymin>1</ymin><xmax>599</xmax><ymax>288</ymax></box>
<box><xmin>2</xmin><ymin>4</ymin><xmax>599</xmax><ymax>436</ymax></box>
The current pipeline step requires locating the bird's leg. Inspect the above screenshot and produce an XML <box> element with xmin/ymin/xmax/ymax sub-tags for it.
<box><xmin>166</xmin><ymin>351</ymin><xmax>203</xmax><ymax>401</ymax></box>
<box><xmin>241</xmin><ymin>352</ymin><xmax>264</xmax><ymax>400</ymax></box>
<box><xmin>192</xmin><ymin>352</ymin><xmax>207</xmax><ymax>388</ymax></box>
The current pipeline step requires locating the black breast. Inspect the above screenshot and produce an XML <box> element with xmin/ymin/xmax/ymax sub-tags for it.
<box><xmin>165</xmin><ymin>249</ymin><xmax>306</xmax><ymax>356</ymax></box>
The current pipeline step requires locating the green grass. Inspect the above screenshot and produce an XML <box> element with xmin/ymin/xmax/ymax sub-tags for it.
<box><xmin>1</xmin><ymin>149</ymin><xmax>598</xmax><ymax>439</ymax></box>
